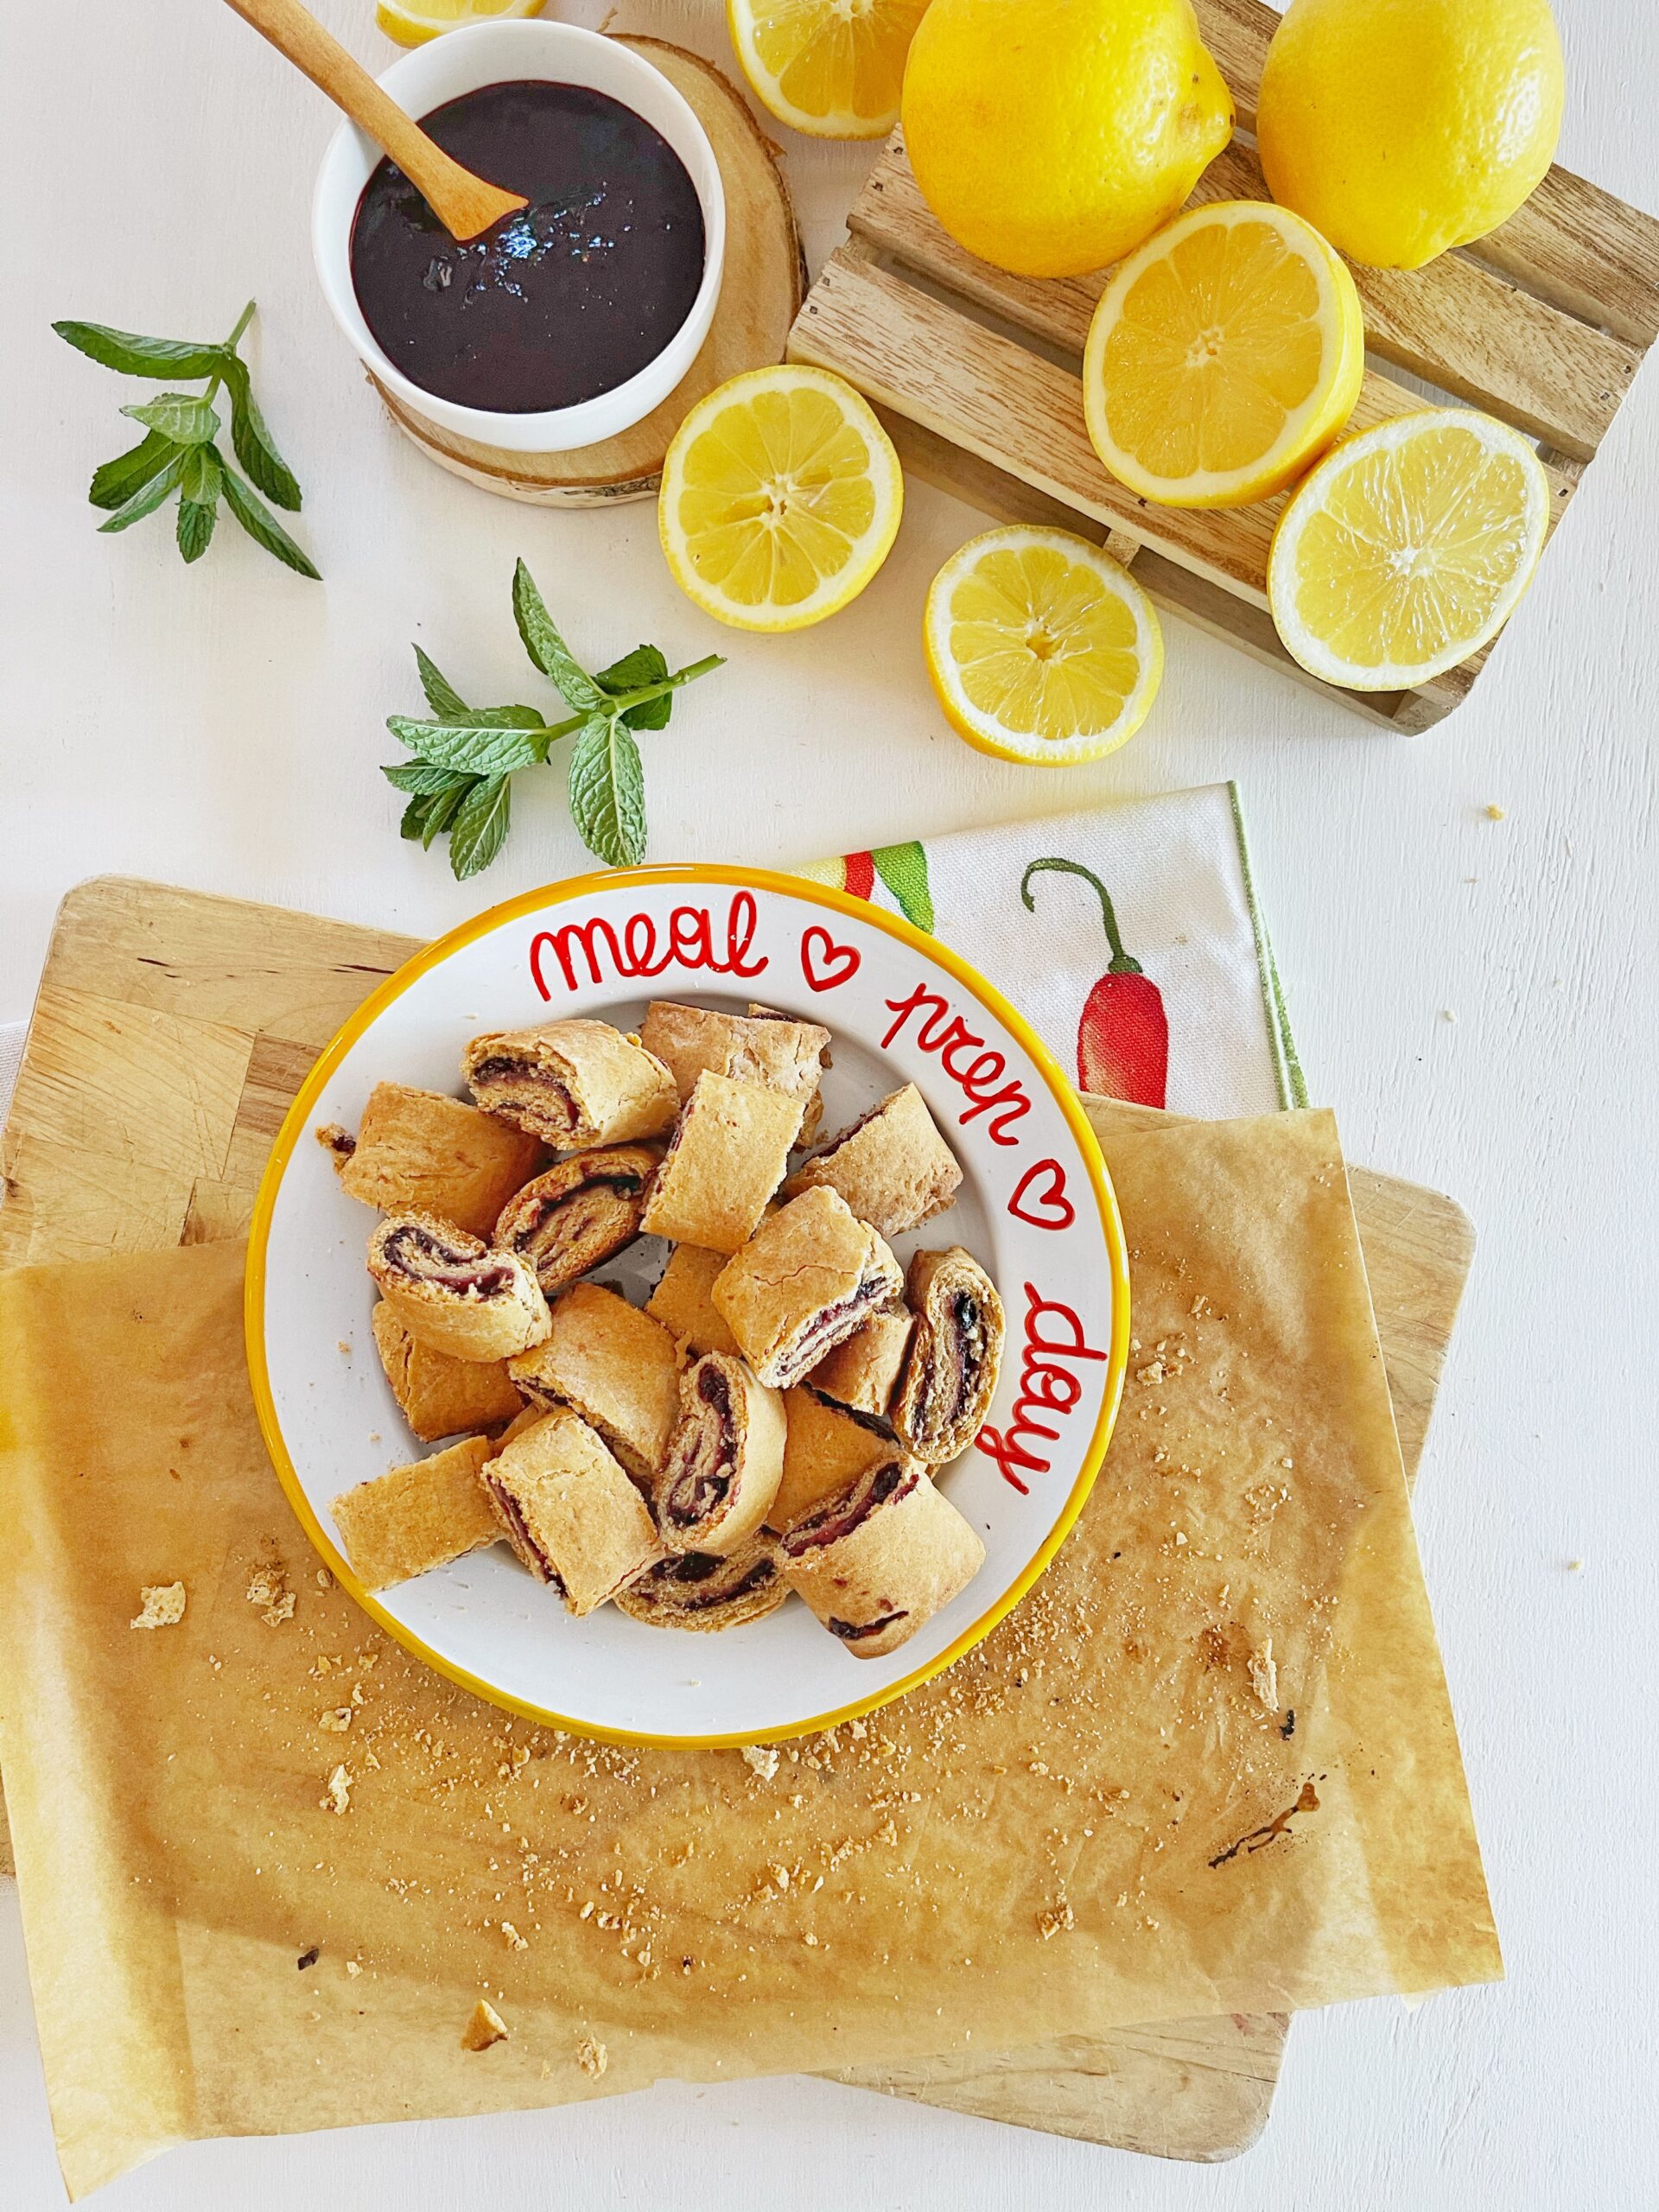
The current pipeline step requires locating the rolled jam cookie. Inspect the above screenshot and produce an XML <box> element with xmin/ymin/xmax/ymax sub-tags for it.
<box><xmin>330</xmin><ymin>1435</ymin><xmax>500</xmax><ymax>1592</ymax></box>
<box><xmin>507</xmin><ymin>1281</ymin><xmax>681</xmax><ymax>1492</ymax></box>
<box><xmin>371</xmin><ymin>1304</ymin><xmax>525</xmax><ymax>1443</ymax></box>
<box><xmin>645</xmin><ymin>1243</ymin><xmax>741</xmax><ymax>1357</ymax></box>
<box><xmin>641</xmin><ymin>1072</ymin><xmax>804</xmax><ymax>1254</ymax></box>
<box><xmin>712</xmin><ymin>1187</ymin><xmax>904</xmax><ymax>1390</ymax></box>
<box><xmin>493</xmin><ymin>1141</ymin><xmax>662</xmax><ymax>1298</ymax></box>
<box><xmin>659</xmin><ymin>1352</ymin><xmax>786</xmax><ymax>1555</ymax></box>
<box><xmin>480</xmin><ymin>1408</ymin><xmax>660</xmax><ymax>1616</ymax></box>
<box><xmin>785</xmin><ymin>1084</ymin><xmax>963</xmax><ymax>1237</ymax></box>
<box><xmin>771</xmin><ymin>1385</ymin><xmax>896</xmax><ymax>1533</ymax></box>
<box><xmin>893</xmin><ymin>1248</ymin><xmax>1007</xmax><ymax>1465</ymax></box>
<box><xmin>368</xmin><ymin>1212</ymin><xmax>551</xmax><ymax>1362</ymax></box>
<box><xmin>807</xmin><ymin>1306</ymin><xmax>915</xmax><ymax>1415</ymax></box>
<box><xmin>779</xmin><ymin>1456</ymin><xmax>986</xmax><ymax>1659</ymax></box>
<box><xmin>463</xmin><ymin>1019</ymin><xmax>677</xmax><ymax>1149</ymax></box>
<box><xmin>639</xmin><ymin>1000</ymin><xmax>829</xmax><ymax>1135</ymax></box>
<box><xmin>333</xmin><ymin>1082</ymin><xmax>544</xmax><ymax>1240</ymax></box>
<box><xmin>614</xmin><ymin>1534</ymin><xmax>786</xmax><ymax>1632</ymax></box>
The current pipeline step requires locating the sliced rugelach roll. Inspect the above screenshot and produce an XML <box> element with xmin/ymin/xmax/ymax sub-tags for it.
<box><xmin>639</xmin><ymin>1000</ymin><xmax>829</xmax><ymax>1135</ymax></box>
<box><xmin>615</xmin><ymin>1533</ymin><xmax>786</xmax><ymax>1631</ymax></box>
<box><xmin>711</xmin><ymin>1187</ymin><xmax>904</xmax><ymax>1389</ymax></box>
<box><xmin>507</xmin><ymin>1282</ymin><xmax>681</xmax><ymax>1495</ymax></box>
<box><xmin>462</xmin><ymin>1019</ymin><xmax>677</xmax><ymax>1149</ymax></box>
<box><xmin>641</xmin><ymin>1072</ymin><xmax>803</xmax><ymax>1254</ymax></box>
<box><xmin>367</xmin><ymin>1211</ymin><xmax>550</xmax><ymax>1362</ymax></box>
<box><xmin>645</xmin><ymin>1242</ymin><xmax>742</xmax><ymax>1357</ymax></box>
<box><xmin>480</xmin><ymin>1408</ymin><xmax>660</xmax><ymax>1616</ymax></box>
<box><xmin>658</xmin><ymin>1352</ymin><xmax>786</xmax><ymax>1555</ymax></box>
<box><xmin>771</xmin><ymin>1385</ymin><xmax>896</xmax><ymax>1533</ymax></box>
<box><xmin>807</xmin><ymin>1306</ymin><xmax>915</xmax><ymax>1415</ymax></box>
<box><xmin>331</xmin><ymin>1081</ymin><xmax>543</xmax><ymax>1239</ymax></box>
<box><xmin>371</xmin><ymin>1304</ymin><xmax>524</xmax><ymax>1444</ymax></box>
<box><xmin>779</xmin><ymin>1455</ymin><xmax>985</xmax><ymax>1659</ymax></box>
<box><xmin>329</xmin><ymin>1435</ymin><xmax>501</xmax><ymax>1592</ymax></box>
<box><xmin>893</xmin><ymin>1248</ymin><xmax>1006</xmax><ymax>1465</ymax></box>
<box><xmin>493</xmin><ymin>1141</ymin><xmax>663</xmax><ymax>1298</ymax></box>
<box><xmin>784</xmin><ymin>1083</ymin><xmax>963</xmax><ymax>1237</ymax></box>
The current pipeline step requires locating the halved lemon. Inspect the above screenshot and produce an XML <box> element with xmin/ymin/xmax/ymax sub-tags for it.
<box><xmin>728</xmin><ymin>0</ymin><xmax>930</xmax><ymax>139</ymax></box>
<box><xmin>923</xmin><ymin>527</ymin><xmax>1164</xmax><ymax>765</ymax></box>
<box><xmin>1084</xmin><ymin>200</ymin><xmax>1364</xmax><ymax>510</ymax></box>
<box><xmin>376</xmin><ymin>0</ymin><xmax>543</xmax><ymax>45</ymax></box>
<box><xmin>1268</xmin><ymin>408</ymin><xmax>1551</xmax><ymax>690</ymax></box>
<box><xmin>658</xmin><ymin>366</ymin><xmax>904</xmax><ymax>632</ymax></box>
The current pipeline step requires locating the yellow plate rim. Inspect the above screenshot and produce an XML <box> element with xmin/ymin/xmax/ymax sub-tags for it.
<box><xmin>245</xmin><ymin>863</ymin><xmax>1131</xmax><ymax>1750</ymax></box>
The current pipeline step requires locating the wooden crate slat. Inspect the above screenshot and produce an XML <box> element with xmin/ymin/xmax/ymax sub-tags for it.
<box><xmin>853</xmin><ymin>137</ymin><xmax>1640</xmax><ymax>463</ymax></box>
<box><xmin>1193</xmin><ymin>0</ymin><xmax>1659</xmax><ymax>347</ymax></box>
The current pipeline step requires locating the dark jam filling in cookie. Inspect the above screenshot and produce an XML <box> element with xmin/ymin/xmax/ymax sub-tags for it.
<box><xmin>665</xmin><ymin>1363</ymin><xmax>739</xmax><ymax>1528</ymax></box>
<box><xmin>782</xmin><ymin>1459</ymin><xmax>914</xmax><ymax>1554</ymax></box>
<box><xmin>350</xmin><ymin>80</ymin><xmax>705</xmax><ymax>415</ymax></box>
<box><xmin>828</xmin><ymin>1611</ymin><xmax>907</xmax><ymax>1643</ymax></box>
<box><xmin>381</xmin><ymin>1223</ymin><xmax>518</xmax><ymax>1299</ymax></box>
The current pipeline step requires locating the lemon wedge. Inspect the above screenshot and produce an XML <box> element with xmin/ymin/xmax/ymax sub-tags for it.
<box><xmin>658</xmin><ymin>366</ymin><xmax>903</xmax><ymax>632</ymax></box>
<box><xmin>376</xmin><ymin>0</ymin><xmax>544</xmax><ymax>46</ymax></box>
<box><xmin>1084</xmin><ymin>200</ymin><xmax>1364</xmax><ymax>511</ymax></box>
<box><xmin>728</xmin><ymin>0</ymin><xmax>929</xmax><ymax>139</ymax></box>
<box><xmin>1268</xmin><ymin>409</ymin><xmax>1551</xmax><ymax>689</ymax></box>
<box><xmin>923</xmin><ymin>527</ymin><xmax>1163</xmax><ymax>765</ymax></box>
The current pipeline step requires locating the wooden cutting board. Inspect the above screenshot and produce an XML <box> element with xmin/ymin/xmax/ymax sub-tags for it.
<box><xmin>0</xmin><ymin>877</ymin><xmax>1475</xmax><ymax>2163</ymax></box>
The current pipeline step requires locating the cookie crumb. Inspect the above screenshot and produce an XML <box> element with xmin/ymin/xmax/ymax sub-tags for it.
<box><xmin>130</xmin><ymin>1583</ymin><xmax>186</xmax><ymax>1630</ymax></box>
<box><xmin>1037</xmin><ymin>1901</ymin><xmax>1075</xmax><ymax>1940</ymax></box>
<box><xmin>576</xmin><ymin>2034</ymin><xmax>608</xmax><ymax>2078</ymax></box>
<box><xmin>1247</xmin><ymin>1640</ymin><xmax>1279</xmax><ymax>1713</ymax></box>
<box><xmin>316</xmin><ymin>1123</ymin><xmax>356</xmax><ymax>1166</ymax></box>
<box><xmin>1484</xmin><ymin>803</ymin><xmax>1505</xmax><ymax>821</ymax></box>
<box><xmin>740</xmin><ymin>1745</ymin><xmax>779</xmax><ymax>1781</ymax></box>
<box><xmin>247</xmin><ymin>1562</ymin><xmax>296</xmax><ymax>1626</ymax></box>
<box><xmin>501</xmin><ymin>1921</ymin><xmax>529</xmax><ymax>1951</ymax></box>
<box><xmin>461</xmin><ymin>1999</ymin><xmax>508</xmax><ymax>2051</ymax></box>
<box><xmin>321</xmin><ymin>1764</ymin><xmax>353</xmax><ymax>1815</ymax></box>
<box><xmin>319</xmin><ymin>1708</ymin><xmax>353</xmax><ymax>1733</ymax></box>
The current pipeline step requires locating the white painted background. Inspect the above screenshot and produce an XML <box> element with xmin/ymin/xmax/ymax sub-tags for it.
<box><xmin>2</xmin><ymin>0</ymin><xmax>1655</xmax><ymax>2203</ymax></box>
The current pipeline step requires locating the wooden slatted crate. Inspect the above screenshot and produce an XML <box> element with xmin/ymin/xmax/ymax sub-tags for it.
<box><xmin>786</xmin><ymin>0</ymin><xmax>1659</xmax><ymax>730</ymax></box>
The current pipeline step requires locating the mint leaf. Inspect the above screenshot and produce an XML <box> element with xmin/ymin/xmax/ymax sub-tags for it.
<box><xmin>89</xmin><ymin>431</ymin><xmax>180</xmax><ymax>512</ymax></box>
<box><xmin>512</xmin><ymin>559</ymin><xmax>603</xmax><ymax>712</ymax></box>
<box><xmin>386</xmin><ymin>716</ymin><xmax>543</xmax><ymax>775</ymax></box>
<box><xmin>123</xmin><ymin>392</ymin><xmax>219</xmax><ymax>445</ymax></box>
<box><xmin>98</xmin><ymin>449</ymin><xmax>188</xmax><ymax>532</ymax></box>
<box><xmin>569</xmin><ymin>715</ymin><xmax>646</xmax><ymax>868</ymax></box>
<box><xmin>414</xmin><ymin>646</ymin><xmax>470</xmax><ymax>721</ymax></box>
<box><xmin>219</xmin><ymin>458</ymin><xmax>321</xmax><ymax>580</ymax></box>
<box><xmin>421</xmin><ymin>779</ymin><xmax>475</xmax><ymax>849</ymax></box>
<box><xmin>54</xmin><ymin>320</ymin><xmax>227</xmax><ymax>379</ymax></box>
<box><xmin>594</xmin><ymin>644</ymin><xmax>668</xmax><ymax>695</ymax></box>
<box><xmin>448</xmin><ymin>777</ymin><xmax>512</xmax><ymax>880</ymax></box>
<box><xmin>219</xmin><ymin>355</ymin><xmax>302</xmax><ymax>510</ymax></box>
<box><xmin>401</xmin><ymin>793</ymin><xmax>434</xmax><ymax>842</ymax></box>
<box><xmin>623</xmin><ymin>690</ymin><xmax>673</xmax><ymax>733</ymax></box>
<box><xmin>384</xmin><ymin>759</ymin><xmax>473</xmax><ymax>796</ymax></box>
<box><xmin>175</xmin><ymin>446</ymin><xmax>221</xmax><ymax>563</ymax></box>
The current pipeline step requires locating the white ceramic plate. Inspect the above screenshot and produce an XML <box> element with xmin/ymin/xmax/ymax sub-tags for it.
<box><xmin>247</xmin><ymin>867</ymin><xmax>1129</xmax><ymax>1745</ymax></box>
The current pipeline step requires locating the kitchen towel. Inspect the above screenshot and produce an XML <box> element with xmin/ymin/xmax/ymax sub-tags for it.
<box><xmin>799</xmin><ymin>782</ymin><xmax>1306</xmax><ymax>1118</ymax></box>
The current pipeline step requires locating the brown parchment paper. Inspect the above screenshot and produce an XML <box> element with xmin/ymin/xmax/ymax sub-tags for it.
<box><xmin>0</xmin><ymin>1110</ymin><xmax>1499</xmax><ymax>2197</ymax></box>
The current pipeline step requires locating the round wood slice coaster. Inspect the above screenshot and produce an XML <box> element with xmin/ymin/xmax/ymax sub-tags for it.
<box><xmin>373</xmin><ymin>37</ymin><xmax>806</xmax><ymax>506</ymax></box>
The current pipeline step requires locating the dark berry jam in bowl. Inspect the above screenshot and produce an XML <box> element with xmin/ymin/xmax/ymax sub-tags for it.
<box><xmin>312</xmin><ymin>22</ymin><xmax>725</xmax><ymax>454</ymax></box>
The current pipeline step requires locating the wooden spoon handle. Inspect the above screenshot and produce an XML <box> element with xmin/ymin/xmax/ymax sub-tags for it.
<box><xmin>221</xmin><ymin>0</ymin><xmax>527</xmax><ymax>240</ymax></box>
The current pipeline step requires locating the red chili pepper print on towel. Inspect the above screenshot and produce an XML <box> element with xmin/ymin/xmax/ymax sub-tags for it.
<box><xmin>837</xmin><ymin>842</ymin><xmax>934</xmax><ymax>931</ymax></box>
<box><xmin>1020</xmin><ymin>858</ymin><xmax>1168</xmax><ymax>1108</ymax></box>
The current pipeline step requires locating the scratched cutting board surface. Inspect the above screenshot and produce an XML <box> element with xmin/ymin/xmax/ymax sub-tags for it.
<box><xmin>0</xmin><ymin>877</ymin><xmax>1475</xmax><ymax>2163</ymax></box>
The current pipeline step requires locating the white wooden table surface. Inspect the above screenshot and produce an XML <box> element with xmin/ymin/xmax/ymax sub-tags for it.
<box><xmin>3</xmin><ymin>1</ymin><xmax>1656</xmax><ymax>2204</ymax></box>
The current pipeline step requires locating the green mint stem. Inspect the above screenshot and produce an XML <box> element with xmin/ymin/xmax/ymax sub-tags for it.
<box><xmin>202</xmin><ymin>300</ymin><xmax>257</xmax><ymax>406</ymax></box>
<box><xmin>533</xmin><ymin>652</ymin><xmax>725</xmax><ymax>749</ymax></box>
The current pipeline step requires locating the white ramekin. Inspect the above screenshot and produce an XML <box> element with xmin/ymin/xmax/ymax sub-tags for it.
<box><xmin>312</xmin><ymin>22</ymin><xmax>726</xmax><ymax>454</ymax></box>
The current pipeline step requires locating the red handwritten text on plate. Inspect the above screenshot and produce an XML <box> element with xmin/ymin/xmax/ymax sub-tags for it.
<box><xmin>1007</xmin><ymin>1157</ymin><xmax>1075</xmax><ymax>1231</ymax></box>
<box><xmin>531</xmin><ymin>893</ymin><xmax>768</xmax><ymax>998</ymax></box>
<box><xmin>975</xmin><ymin>1283</ymin><xmax>1109</xmax><ymax>1493</ymax></box>
<box><xmin>880</xmin><ymin>982</ymin><xmax>1032</xmax><ymax>1147</ymax></box>
<box><xmin>799</xmin><ymin>925</ymin><xmax>861</xmax><ymax>992</ymax></box>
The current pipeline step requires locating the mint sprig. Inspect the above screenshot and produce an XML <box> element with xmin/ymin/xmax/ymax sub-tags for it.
<box><xmin>385</xmin><ymin>559</ymin><xmax>722</xmax><ymax>880</ymax></box>
<box><xmin>54</xmin><ymin>302</ymin><xmax>319</xmax><ymax>579</ymax></box>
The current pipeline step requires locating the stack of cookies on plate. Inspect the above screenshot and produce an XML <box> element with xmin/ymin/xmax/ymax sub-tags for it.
<box><xmin>326</xmin><ymin>1001</ymin><xmax>1004</xmax><ymax>1662</ymax></box>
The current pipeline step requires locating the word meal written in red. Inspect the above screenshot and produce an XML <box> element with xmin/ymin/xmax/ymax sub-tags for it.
<box><xmin>975</xmin><ymin>1282</ymin><xmax>1110</xmax><ymax>1494</ymax></box>
<box><xmin>531</xmin><ymin>892</ymin><xmax>768</xmax><ymax>996</ymax></box>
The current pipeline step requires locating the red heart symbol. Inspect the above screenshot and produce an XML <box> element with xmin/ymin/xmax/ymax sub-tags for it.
<box><xmin>1007</xmin><ymin>1158</ymin><xmax>1075</xmax><ymax>1231</ymax></box>
<box><xmin>800</xmin><ymin>925</ymin><xmax>861</xmax><ymax>992</ymax></box>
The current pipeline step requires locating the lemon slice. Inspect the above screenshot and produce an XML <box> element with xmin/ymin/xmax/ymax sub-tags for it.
<box><xmin>923</xmin><ymin>527</ymin><xmax>1164</xmax><ymax>764</ymax></box>
<box><xmin>658</xmin><ymin>366</ymin><xmax>904</xmax><ymax>632</ymax></box>
<box><xmin>728</xmin><ymin>0</ymin><xmax>930</xmax><ymax>139</ymax></box>
<box><xmin>1268</xmin><ymin>408</ymin><xmax>1551</xmax><ymax>690</ymax></box>
<box><xmin>376</xmin><ymin>0</ymin><xmax>543</xmax><ymax>47</ymax></box>
<box><xmin>1084</xmin><ymin>200</ymin><xmax>1364</xmax><ymax>510</ymax></box>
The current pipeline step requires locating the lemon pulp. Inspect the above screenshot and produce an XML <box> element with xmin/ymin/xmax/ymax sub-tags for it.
<box><xmin>728</xmin><ymin>0</ymin><xmax>929</xmax><ymax>138</ymax></box>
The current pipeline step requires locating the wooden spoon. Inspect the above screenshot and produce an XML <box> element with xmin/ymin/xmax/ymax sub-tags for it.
<box><xmin>222</xmin><ymin>0</ymin><xmax>528</xmax><ymax>242</ymax></box>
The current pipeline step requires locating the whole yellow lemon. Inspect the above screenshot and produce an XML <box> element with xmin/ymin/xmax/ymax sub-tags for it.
<box><xmin>1256</xmin><ymin>0</ymin><xmax>1564</xmax><ymax>270</ymax></box>
<box><xmin>899</xmin><ymin>0</ymin><xmax>1234</xmax><ymax>280</ymax></box>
